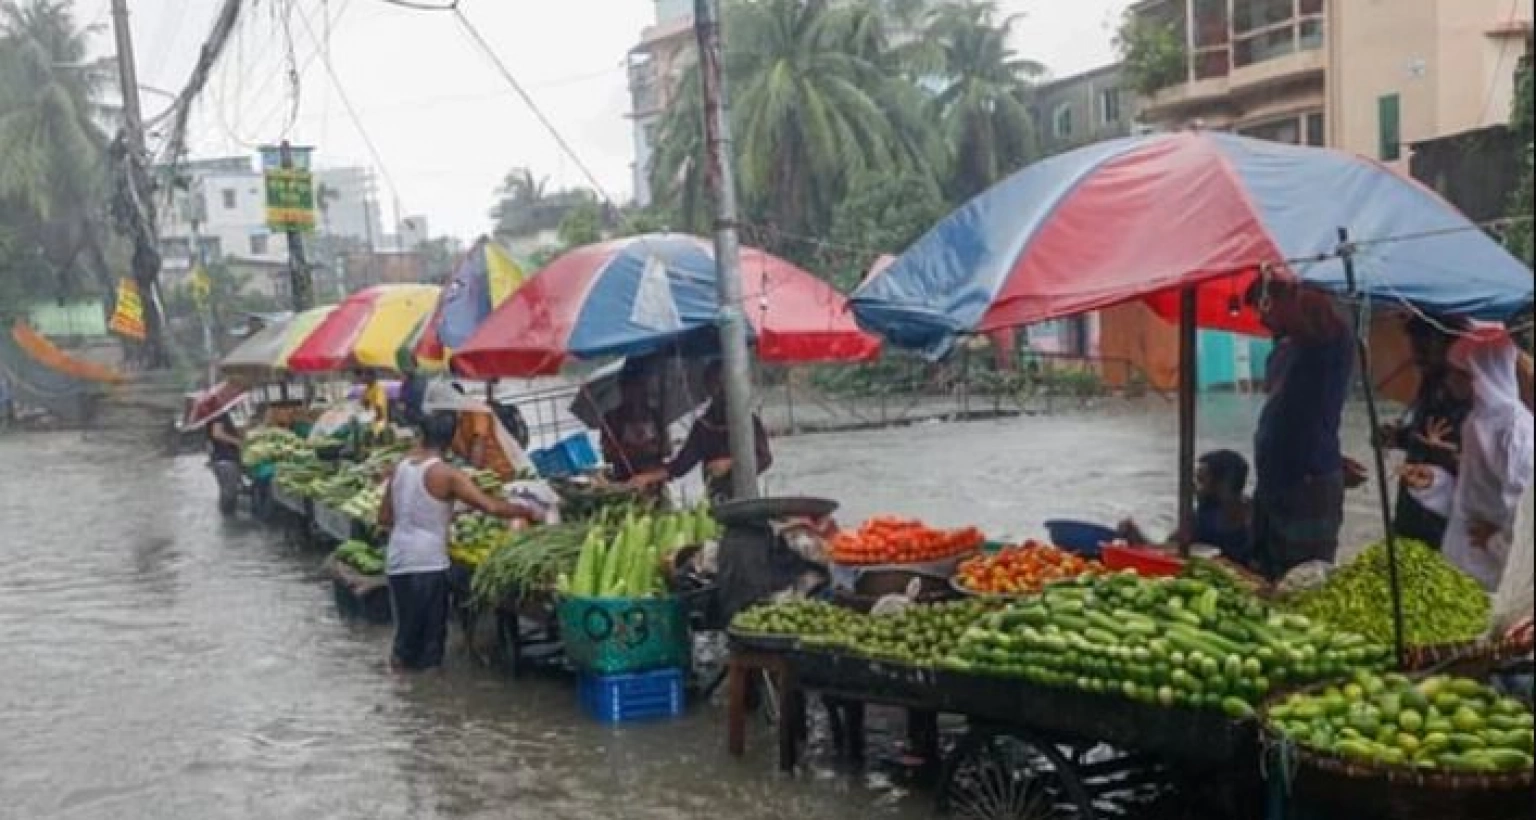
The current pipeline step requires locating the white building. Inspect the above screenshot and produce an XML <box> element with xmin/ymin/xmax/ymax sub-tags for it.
<box><xmin>627</xmin><ymin>1</ymin><xmax>696</xmax><ymax>206</ymax></box>
<box><xmin>159</xmin><ymin>156</ymin><xmax>288</xmax><ymax>292</ymax></box>
<box><xmin>314</xmin><ymin>166</ymin><xmax>384</xmax><ymax>247</ymax></box>
<box><xmin>397</xmin><ymin>215</ymin><xmax>429</xmax><ymax>249</ymax></box>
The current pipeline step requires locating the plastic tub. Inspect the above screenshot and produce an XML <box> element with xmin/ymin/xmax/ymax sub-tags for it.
<box><xmin>1044</xmin><ymin>519</ymin><xmax>1117</xmax><ymax>558</ymax></box>
<box><xmin>1102</xmin><ymin>544</ymin><xmax>1184</xmax><ymax>577</ymax></box>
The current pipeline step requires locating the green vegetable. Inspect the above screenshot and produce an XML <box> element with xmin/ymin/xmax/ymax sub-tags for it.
<box><xmin>468</xmin><ymin>524</ymin><xmax>590</xmax><ymax>607</ymax></box>
<box><xmin>1287</xmin><ymin>538</ymin><xmax>1490</xmax><ymax>646</ymax></box>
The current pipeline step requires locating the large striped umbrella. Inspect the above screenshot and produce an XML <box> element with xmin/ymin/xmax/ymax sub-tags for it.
<box><xmin>218</xmin><ymin>306</ymin><xmax>335</xmax><ymax>381</ymax></box>
<box><xmin>287</xmin><ymin>284</ymin><xmax>440</xmax><ymax>374</ymax></box>
<box><xmin>452</xmin><ymin>233</ymin><xmax>880</xmax><ymax>378</ymax></box>
<box><xmin>851</xmin><ymin>130</ymin><xmax>1532</xmax><ymax>356</ymax></box>
<box><xmin>397</xmin><ymin>237</ymin><xmax>527</xmax><ymax>372</ymax></box>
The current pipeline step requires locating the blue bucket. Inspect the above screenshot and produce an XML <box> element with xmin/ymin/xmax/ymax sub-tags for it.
<box><xmin>1044</xmin><ymin>519</ymin><xmax>1117</xmax><ymax>558</ymax></box>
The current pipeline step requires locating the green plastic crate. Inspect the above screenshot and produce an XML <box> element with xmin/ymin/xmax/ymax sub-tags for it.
<box><xmin>557</xmin><ymin>596</ymin><xmax>688</xmax><ymax>675</ymax></box>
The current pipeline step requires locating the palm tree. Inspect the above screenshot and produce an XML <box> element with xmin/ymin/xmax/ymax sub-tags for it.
<box><xmin>925</xmin><ymin>1</ymin><xmax>1044</xmax><ymax>202</ymax></box>
<box><xmin>650</xmin><ymin>0</ymin><xmax>939</xmax><ymax>249</ymax></box>
<box><xmin>0</xmin><ymin>0</ymin><xmax>113</xmax><ymax>296</ymax></box>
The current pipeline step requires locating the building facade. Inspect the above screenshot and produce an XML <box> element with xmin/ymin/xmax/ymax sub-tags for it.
<box><xmin>314</xmin><ymin>166</ymin><xmax>385</xmax><ymax>247</ymax></box>
<box><xmin>1129</xmin><ymin>0</ymin><xmax>1532</xmax><ymax>165</ymax></box>
<box><xmin>1032</xmin><ymin>64</ymin><xmax>1140</xmax><ymax>157</ymax></box>
<box><xmin>627</xmin><ymin>1</ymin><xmax>696</xmax><ymax>206</ymax></box>
<box><xmin>159</xmin><ymin>156</ymin><xmax>287</xmax><ymax>290</ymax></box>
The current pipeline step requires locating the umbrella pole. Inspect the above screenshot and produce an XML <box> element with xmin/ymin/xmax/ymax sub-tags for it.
<box><xmin>1339</xmin><ymin>227</ymin><xmax>1407</xmax><ymax>667</ymax></box>
<box><xmin>1177</xmin><ymin>286</ymin><xmax>1198</xmax><ymax>556</ymax></box>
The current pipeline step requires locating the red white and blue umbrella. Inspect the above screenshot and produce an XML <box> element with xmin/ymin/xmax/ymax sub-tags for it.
<box><xmin>851</xmin><ymin>131</ymin><xmax>1533</xmax><ymax>356</ymax></box>
<box><xmin>452</xmin><ymin>233</ymin><xmax>880</xmax><ymax>378</ymax></box>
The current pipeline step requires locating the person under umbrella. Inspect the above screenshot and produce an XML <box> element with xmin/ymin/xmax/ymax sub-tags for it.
<box><xmin>1377</xmin><ymin>315</ymin><xmax>1470</xmax><ymax>548</ymax></box>
<box><xmin>631</xmin><ymin>361</ymin><xmax>772</xmax><ymax>504</ymax></box>
<box><xmin>1433</xmin><ymin>328</ymin><xmax>1534</xmax><ymax>590</ymax></box>
<box><xmin>602</xmin><ymin>361</ymin><xmax>671</xmax><ymax>485</ymax></box>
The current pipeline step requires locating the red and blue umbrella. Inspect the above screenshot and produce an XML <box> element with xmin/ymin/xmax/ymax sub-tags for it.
<box><xmin>851</xmin><ymin>131</ymin><xmax>1533</xmax><ymax>356</ymax></box>
<box><xmin>452</xmin><ymin>233</ymin><xmax>880</xmax><ymax>378</ymax></box>
<box><xmin>406</xmin><ymin>236</ymin><xmax>527</xmax><ymax>371</ymax></box>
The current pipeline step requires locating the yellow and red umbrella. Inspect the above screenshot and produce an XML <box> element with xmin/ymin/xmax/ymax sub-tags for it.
<box><xmin>219</xmin><ymin>306</ymin><xmax>336</xmax><ymax>381</ymax></box>
<box><xmin>287</xmin><ymin>284</ymin><xmax>440</xmax><ymax>374</ymax></box>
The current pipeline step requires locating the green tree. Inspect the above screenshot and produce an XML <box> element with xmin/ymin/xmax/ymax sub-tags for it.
<box><xmin>0</xmin><ymin>0</ymin><xmax>115</xmax><ymax>302</ymax></box>
<box><xmin>1115</xmin><ymin>11</ymin><xmax>1187</xmax><ymax>96</ymax></box>
<box><xmin>925</xmin><ymin>1</ymin><xmax>1043</xmax><ymax>201</ymax></box>
<box><xmin>556</xmin><ymin>200</ymin><xmax>605</xmax><ymax>248</ymax></box>
<box><xmin>649</xmin><ymin>0</ymin><xmax>941</xmax><ymax>253</ymax></box>
<box><xmin>821</xmin><ymin>171</ymin><xmax>946</xmax><ymax>289</ymax></box>
<box><xmin>1505</xmin><ymin>60</ymin><xmax>1533</xmax><ymax>267</ymax></box>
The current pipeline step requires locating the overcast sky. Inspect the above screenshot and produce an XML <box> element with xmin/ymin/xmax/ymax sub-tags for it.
<box><xmin>81</xmin><ymin>0</ymin><xmax>1129</xmax><ymax>242</ymax></box>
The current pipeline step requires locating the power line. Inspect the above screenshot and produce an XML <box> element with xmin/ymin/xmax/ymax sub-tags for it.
<box><xmin>451</xmin><ymin>4</ymin><xmax>624</xmax><ymax>209</ymax></box>
<box><xmin>291</xmin><ymin>0</ymin><xmax>405</xmax><ymax>221</ymax></box>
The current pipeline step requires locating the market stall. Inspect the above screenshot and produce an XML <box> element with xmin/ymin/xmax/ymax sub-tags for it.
<box><xmin>790</xmin><ymin>130</ymin><xmax>1536</xmax><ymax>817</ymax></box>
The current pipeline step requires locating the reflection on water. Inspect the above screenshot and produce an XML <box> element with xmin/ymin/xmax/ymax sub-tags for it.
<box><xmin>0</xmin><ymin>394</ymin><xmax>1393</xmax><ymax>818</ymax></box>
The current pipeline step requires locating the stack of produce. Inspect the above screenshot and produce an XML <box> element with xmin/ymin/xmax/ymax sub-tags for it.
<box><xmin>830</xmin><ymin>516</ymin><xmax>985</xmax><ymax>565</ymax></box>
<box><xmin>946</xmin><ymin>571</ymin><xmax>1392</xmax><ymax>717</ymax></box>
<box><xmin>449</xmin><ymin>511</ymin><xmax>510</xmax><ymax>568</ymax></box>
<box><xmin>955</xmin><ymin>540</ymin><xmax>1103</xmax><ymax>595</ymax></box>
<box><xmin>559</xmin><ymin>507</ymin><xmax>716</xmax><ymax>598</ymax></box>
<box><xmin>1267</xmin><ymin>671</ymin><xmax>1534</xmax><ymax>772</ymax></box>
<box><xmin>469</xmin><ymin>524</ymin><xmax>590</xmax><ymax>606</ymax></box>
<box><xmin>241</xmin><ymin>427</ymin><xmax>311</xmax><ymax>467</ymax></box>
<box><xmin>1287</xmin><ymin>538</ymin><xmax>1491</xmax><ymax>647</ymax></box>
<box><xmin>464</xmin><ymin>468</ymin><xmax>505</xmax><ymax>495</ymax></box>
<box><xmin>274</xmin><ymin>452</ymin><xmax>331</xmax><ymax>498</ymax></box>
<box><xmin>733</xmin><ymin>599</ymin><xmax>999</xmax><ymax>666</ymax></box>
<box><xmin>332</xmin><ymin>539</ymin><xmax>385</xmax><ymax>575</ymax></box>
<box><xmin>336</xmin><ymin>481</ymin><xmax>385</xmax><ymax>524</ymax></box>
<box><xmin>550</xmin><ymin>478</ymin><xmax>655</xmax><ymax>522</ymax></box>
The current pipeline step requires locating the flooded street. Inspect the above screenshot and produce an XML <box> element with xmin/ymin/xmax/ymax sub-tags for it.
<box><xmin>0</xmin><ymin>394</ymin><xmax>1391</xmax><ymax>819</ymax></box>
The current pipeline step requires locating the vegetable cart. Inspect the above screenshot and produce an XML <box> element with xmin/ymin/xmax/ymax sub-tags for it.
<box><xmin>757</xmin><ymin>642</ymin><xmax>1259</xmax><ymax>819</ymax></box>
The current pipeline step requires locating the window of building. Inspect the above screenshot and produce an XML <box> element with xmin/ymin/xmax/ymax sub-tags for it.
<box><xmin>249</xmin><ymin>233</ymin><xmax>269</xmax><ymax>255</ymax></box>
<box><xmin>1053</xmin><ymin>103</ymin><xmax>1074</xmax><ymax>140</ymax></box>
<box><xmin>221</xmin><ymin>189</ymin><xmax>237</xmax><ymax>209</ymax></box>
<box><xmin>1238</xmin><ymin>116</ymin><xmax>1301</xmax><ymax>145</ymax></box>
<box><xmin>1098</xmin><ymin>87</ymin><xmax>1122</xmax><ymax>126</ymax></box>
<box><xmin>1305</xmin><ymin>112</ymin><xmax>1325</xmax><ymax>146</ymax></box>
<box><xmin>1234</xmin><ymin>26</ymin><xmax>1296</xmax><ymax>67</ymax></box>
<box><xmin>1233</xmin><ymin>0</ymin><xmax>1294</xmax><ymax>35</ymax></box>
<box><xmin>1378</xmin><ymin>94</ymin><xmax>1401</xmax><ymax>161</ymax></box>
<box><xmin>1298</xmin><ymin>17</ymin><xmax>1324</xmax><ymax>51</ymax></box>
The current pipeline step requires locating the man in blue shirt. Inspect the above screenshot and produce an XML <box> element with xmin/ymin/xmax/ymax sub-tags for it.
<box><xmin>1247</xmin><ymin>279</ymin><xmax>1366</xmax><ymax>580</ymax></box>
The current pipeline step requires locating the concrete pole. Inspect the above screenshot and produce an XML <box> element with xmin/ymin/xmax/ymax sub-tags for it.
<box><xmin>279</xmin><ymin>141</ymin><xmax>314</xmax><ymax>311</ymax></box>
<box><xmin>694</xmin><ymin>0</ymin><xmax>759</xmax><ymax>500</ymax></box>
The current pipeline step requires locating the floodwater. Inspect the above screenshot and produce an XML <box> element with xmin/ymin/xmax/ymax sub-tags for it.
<box><xmin>0</xmin><ymin>394</ymin><xmax>1392</xmax><ymax>819</ymax></box>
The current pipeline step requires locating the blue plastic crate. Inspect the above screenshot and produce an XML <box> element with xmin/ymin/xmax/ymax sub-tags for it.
<box><xmin>532</xmin><ymin>433</ymin><xmax>600</xmax><ymax>479</ymax></box>
<box><xmin>1044</xmin><ymin>519</ymin><xmax>1117</xmax><ymax>558</ymax></box>
<box><xmin>578</xmin><ymin>667</ymin><xmax>684</xmax><ymax>723</ymax></box>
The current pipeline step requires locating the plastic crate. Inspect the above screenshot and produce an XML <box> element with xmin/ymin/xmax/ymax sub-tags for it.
<box><xmin>578</xmin><ymin>667</ymin><xmax>684</xmax><ymax>723</ymax></box>
<box><xmin>531</xmin><ymin>433</ymin><xmax>600</xmax><ymax>478</ymax></box>
<box><xmin>557</xmin><ymin>595</ymin><xmax>689</xmax><ymax>675</ymax></box>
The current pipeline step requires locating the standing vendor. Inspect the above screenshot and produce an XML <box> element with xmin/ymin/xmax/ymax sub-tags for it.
<box><xmin>1246</xmin><ymin>279</ymin><xmax>1367</xmax><ymax>580</ymax></box>
<box><xmin>208</xmin><ymin>409</ymin><xmax>244</xmax><ymax>516</ymax></box>
<box><xmin>601</xmin><ymin>363</ymin><xmax>671</xmax><ymax>483</ymax></box>
<box><xmin>635</xmin><ymin>361</ymin><xmax>771</xmax><ymax>504</ymax></box>
<box><xmin>360</xmin><ymin>369</ymin><xmax>389</xmax><ymax>433</ymax></box>
<box><xmin>435</xmin><ymin>383</ymin><xmax>527</xmax><ymax>481</ymax></box>
<box><xmin>378</xmin><ymin>411</ymin><xmax>534</xmax><ymax>671</ymax></box>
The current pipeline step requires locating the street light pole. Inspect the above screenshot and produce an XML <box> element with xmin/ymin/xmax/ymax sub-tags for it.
<box><xmin>694</xmin><ymin>0</ymin><xmax>759</xmax><ymax>501</ymax></box>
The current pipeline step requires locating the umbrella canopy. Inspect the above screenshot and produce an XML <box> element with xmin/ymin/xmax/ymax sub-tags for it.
<box><xmin>287</xmin><ymin>284</ymin><xmax>440</xmax><ymax>374</ymax></box>
<box><xmin>180</xmin><ymin>380</ymin><xmax>249</xmax><ymax>431</ymax></box>
<box><xmin>401</xmin><ymin>238</ymin><xmax>527</xmax><ymax>373</ymax></box>
<box><xmin>568</xmin><ymin>355</ymin><xmax>711</xmax><ymax>430</ymax></box>
<box><xmin>453</xmin><ymin>233</ymin><xmax>880</xmax><ymax>378</ymax></box>
<box><xmin>218</xmin><ymin>306</ymin><xmax>335</xmax><ymax>381</ymax></box>
<box><xmin>851</xmin><ymin>131</ymin><xmax>1533</xmax><ymax>356</ymax></box>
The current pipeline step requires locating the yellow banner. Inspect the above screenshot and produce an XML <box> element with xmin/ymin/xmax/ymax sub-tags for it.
<box><xmin>190</xmin><ymin>264</ymin><xmax>212</xmax><ymax>307</ymax></box>
<box><xmin>109</xmin><ymin>278</ymin><xmax>146</xmax><ymax>340</ymax></box>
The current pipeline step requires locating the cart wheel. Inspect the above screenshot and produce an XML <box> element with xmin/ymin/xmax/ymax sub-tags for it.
<box><xmin>938</xmin><ymin>729</ymin><xmax>1095</xmax><ymax>820</ymax></box>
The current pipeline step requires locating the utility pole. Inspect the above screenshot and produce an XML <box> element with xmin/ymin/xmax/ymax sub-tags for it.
<box><xmin>110</xmin><ymin>0</ymin><xmax>170</xmax><ymax>367</ymax></box>
<box><xmin>279</xmin><ymin>140</ymin><xmax>314</xmax><ymax>311</ymax></box>
<box><xmin>694</xmin><ymin>0</ymin><xmax>759</xmax><ymax>500</ymax></box>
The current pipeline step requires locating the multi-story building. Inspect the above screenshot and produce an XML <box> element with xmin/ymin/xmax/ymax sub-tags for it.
<box><xmin>1032</xmin><ymin>63</ymin><xmax>1141</xmax><ymax>157</ymax></box>
<box><xmin>314</xmin><ymin>166</ymin><xmax>384</xmax><ymax>248</ymax></box>
<box><xmin>159</xmin><ymin>156</ymin><xmax>288</xmax><ymax>293</ymax></box>
<box><xmin>627</xmin><ymin>1</ymin><xmax>696</xmax><ymax>206</ymax></box>
<box><xmin>1128</xmin><ymin>0</ymin><xmax>1532</xmax><ymax>165</ymax></box>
